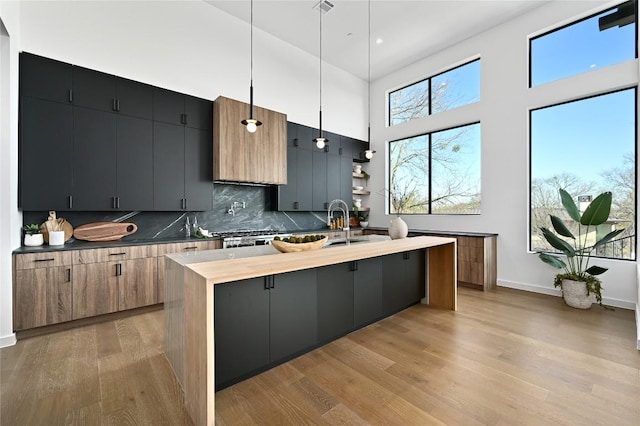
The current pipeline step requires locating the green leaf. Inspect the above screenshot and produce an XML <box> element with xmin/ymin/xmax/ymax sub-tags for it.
<box><xmin>593</xmin><ymin>229</ymin><xmax>624</xmax><ymax>249</ymax></box>
<box><xmin>580</xmin><ymin>192</ymin><xmax>612</xmax><ymax>226</ymax></box>
<box><xmin>559</xmin><ymin>188</ymin><xmax>580</xmax><ymax>222</ymax></box>
<box><xmin>550</xmin><ymin>215</ymin><xmax>575</xmax><ymax>239</ymax></box>
<box><xmin>586</xmin><ymin>265</ymin><xmax>608</xmax><ymax>276</ymax></box>
<box><xmin>538</xmin><ymin>253</ymin><xmax>566</xmax><ymax>269</ymax></box>
<box><xmin>541</xmin><ymin>228</ymin><xmax>576</xmax><ymax>256</ymax></box>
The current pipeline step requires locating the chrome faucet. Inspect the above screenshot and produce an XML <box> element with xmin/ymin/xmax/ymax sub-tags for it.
<box><xmin>228</xmin><ymin>200</ymin><xmax>246</xmax><ymax>216</ymax></box>
<box><xmin>327</xmin><ymin>199</ymin><xmax>350</xmax><ymax>245</ymax></box>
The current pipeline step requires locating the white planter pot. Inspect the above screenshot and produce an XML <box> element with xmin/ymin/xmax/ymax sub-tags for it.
<box><xmin>48</xmin><ymin>230</ymin><xmax>65</xmax><ymax>246</ymax></box>
<box><xmin>388</xmin><ymin>216</ymin><xmax>408</xmax><ymax>240</ymax></box>
<box><xmin>24</xmin><ymin>233</ymin><xmax>44</xmax><ymax>247</ymax></box>
<box><xmin>360</xmin><ymin>221</ymin><xmax>369</xmax><ymax>228</ymax></box>
<box><xmin>561</xmin><ymin>279</ymin><xmax>595</xmax><ymax>309</ymax></box>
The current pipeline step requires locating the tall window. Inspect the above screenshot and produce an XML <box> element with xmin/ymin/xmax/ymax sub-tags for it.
<box><xmin>389</xmin><ymin>123</ymin><xmax>481</xmax><ymax>215</ymax></box>
<box><xmin>530</xmin><ymin>89</ymin><xmax>637</xmax><ymax>260</ymax></box>
<box><xmin>530</xmin><ymin>1</ymin><xmax>637</xmax><ymax>86</ymax></box>
<box><xmin>389</xmin><ymin>59</ymin><xmax>480</xmax><ymax>126</ymax></box>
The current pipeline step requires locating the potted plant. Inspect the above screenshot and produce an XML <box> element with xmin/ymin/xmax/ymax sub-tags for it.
<box><xmin>23</xmin><ymin>223</ymin><xmax>44</xmax><ymax>247</ymax></box>
<box><xmin>358</xmin><ymin>210</ymin><xmax>369</xmax><ymax>228</ymax></box>
<box><xmin>538</xmin><ymin>189</ymin><xmax>623</xmax><ymax>309</ymax></box>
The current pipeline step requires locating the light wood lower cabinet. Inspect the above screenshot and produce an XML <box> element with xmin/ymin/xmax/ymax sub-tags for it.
<box><xmin>72</xmin><ymin>262</ymin><xmax>119</xmax><ymax>319</ymax></box>
<box><xmin>13</xmin><ymin>251</ymin><xmax>73</xmax><ymax>331</ymax></box>
<box><xmin>119</xmin><ymin>258</ymin><xmax>157</xmax><ymax>310</ymax></box>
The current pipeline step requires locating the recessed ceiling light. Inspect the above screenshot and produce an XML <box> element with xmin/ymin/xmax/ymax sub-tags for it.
<box><xmin>347</xmin><ymin>32</ymin><xmax>353</xmax><ymax>37</ymax></box>
<box><xmin>375</xmin><ymin>38</ymin><xmax>383</xmax><ymax>45</ymax></box>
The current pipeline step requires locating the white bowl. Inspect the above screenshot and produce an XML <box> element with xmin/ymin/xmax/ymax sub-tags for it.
<box><xmin>353</xmin><ymin>186</ymin><xmax>364</xmax><ymax>191</ymax></box>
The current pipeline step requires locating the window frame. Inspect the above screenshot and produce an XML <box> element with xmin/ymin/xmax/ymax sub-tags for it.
<box><xmin>388</xmin><ymin>121</ymin><xmax>482</xmax><ymax>216</ymax></box>
<box><xmin>528</xmin><ymin>87</ymin><xmax>638</xmax><ymax>261</ymax></box>
<box><xmin>387</xmin><ymin>58</ymin><xmax>481</xmax><ymax>126</ymax></box>
<box><xmin>528</xmin><ymin>0</ymin><xmax>639</xmax><ymax>88</ymax></box>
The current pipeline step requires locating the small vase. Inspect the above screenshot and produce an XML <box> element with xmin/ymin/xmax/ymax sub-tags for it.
<box><xmin>561</xmin><ymin>279</ymin><xmax>595</xmax><ymax>309</ymax></box>
<box><xmin>388</xmin><ymin>216</ymin><xmax>408</xmax><ymax>239</ymax></box>
<box><xmin>24</xmin><ymin>233</ymin><xmax>44</xmax><ymax>247</ymax></box>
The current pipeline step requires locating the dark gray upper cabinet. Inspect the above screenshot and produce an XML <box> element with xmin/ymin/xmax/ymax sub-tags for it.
<box><xmin>72</xmin><ymin>66</ymin><xmax>117</xmax><ymax>113</ymax></box>
<box><xmin>185</xmin><ymin>96</ymin><xmax>213</xmax><ymax>131</ymax></box>
<box><xmin>19</xmin><ymin>97</ymin><xmax>73</xmax><ymax>210</ymax></box>
<box><xmin>184</xmin><ymin>127</ymin><xmax>213</xmax><ymax>211</ymax></box>
<box><xmin>116</xmin><ymin>77</ymin><xmax>153</xmax><ymax>119</ymax></box>
<box><xmin>116</xmin><ymin>116</ymin><xmax>154</xmax><ymax>210</ymax></box>
<box><xmin>153</xmin><ymin>122</ymin><xmax>186</xmax><ymax>211</ymax></box>
<box><xmin>312</xmin><ymin>149</ymin><xmax>328</xmax><ymax>211</ymax></box>
<box><xmin>278</xmin><ymin>123</ymin><xmax>313</xmax><ymax>211</ymax></box>
<box><xmin>73</xmin><ymin>107</ymin><xmax>117</xmax><ymax>210</ymax></box>
<box><xmin>19</xmin><ymin>52</ymin><xmax>72</xmax><ymax>104</ymax></box>
<box><xmin>153</xmin><ymin>88</ymin><xmax>185</xmax><ymax>126</ymax></box>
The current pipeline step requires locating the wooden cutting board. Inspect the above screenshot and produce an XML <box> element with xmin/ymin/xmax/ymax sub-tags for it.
<box><xmin>41</xmin><ymin>221</ymin><xmax>74</xmax><ymax>243</ymax></box>
<box><xmin>73</xmin><ymin>222</ymin><xmax>138</xmax><ymax>242</ymax></box>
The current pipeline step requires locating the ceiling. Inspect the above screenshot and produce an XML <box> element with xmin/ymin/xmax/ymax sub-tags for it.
<box><xmin>206</xmin><ymin>0</ymin><xmax>551</xmax><ymax>81</ymax></box>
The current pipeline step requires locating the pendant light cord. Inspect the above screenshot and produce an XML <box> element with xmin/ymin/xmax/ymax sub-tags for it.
<box><xmin>368</xmin><ymin>0</ymin><xmax>371</xmax><ymax>144</ymax></box>
<box><xmin>250</xmin><ymin>0</ymin><xmax>254</xmax><ymax>86</ymax></box>
<box><xmin>319</xmin><ymin>5</ymin><xmax>323</xmax><ymax>138</ymax></box>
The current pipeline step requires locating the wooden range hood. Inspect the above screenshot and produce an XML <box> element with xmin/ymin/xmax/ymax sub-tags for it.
<box><xmin>213</xmin><ymin>96</ymin><xmax>287</xmax><ymax>185</ymax></box>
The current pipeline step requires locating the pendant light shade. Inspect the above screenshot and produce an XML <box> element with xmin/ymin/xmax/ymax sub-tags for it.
<box><xmin>313</xmin><ymin>3</ymin><xmax>328</xmax><ymax>149</ymax></box>
<box><xmin>241</xmin><ymin>0</ymin><xmax>262</xmax><ymax>133</ymax></box>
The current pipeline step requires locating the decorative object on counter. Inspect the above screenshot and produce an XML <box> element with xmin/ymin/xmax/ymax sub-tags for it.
<box><xmin>73</xmin><ymin>221</ymin><xmax>138</xmax><ymax>242</ymax></box>
<box><xmin>360</xmin><ymin>221</ymin><xmax>369</xmax><ymax>228</ymax></box>
<box><xmin>40</xmin><ymin>211</ymin><xmax>73</xmax><ymax>243</ymax></box>
<box><xmin>194</xmin><ymin>227</ymin><xmax>214</xmax><ymax>238</ymax></box>
<box><xmin>184</xmin><ymin>216</ymin><xmax>191</xmax><ymax>237</ymax></box>
<box><xmin>353</xmin><ymin>198</ymin><xmax>362</xmax><ymax>209</ymax></box>
<box><xmin>23</xmin><ymin>224</ymin><xmax>44</xmax><ymax>247</ymax></box>
<box><xmin>388</xmin><ymin>216</ymin><xmax>408</xmax><ymax>239</ymax></box>
<box><xmin>271</xmin><ymin>235</ymin><xmax>328</xmax><ymax>253</ymax></box>
<box><xmin>353</xmin><ymin>164</ymin><xmax>362</xmax><ymax>174</ymax></box>
<box><xmin>538</xmin><ymin>189</ymin><xmax>622</xmax><ymax>309</ymax></box>
<box><xmin>240</xmin><ymin>0</ymin><xmax>262</xmax><ymax>133</ymax></box>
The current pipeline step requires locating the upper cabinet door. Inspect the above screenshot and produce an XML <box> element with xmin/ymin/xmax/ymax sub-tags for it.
<box><xmin>153</xmin><ymin>88</ymin><xmax>185</xmax><ymax>126</ymax></box>
<box><xmin>185</xmin><ymin>96</ymin><xmax>213</xmax><ymax>131</ymax></box>
<box><xmin>117</xmin><ymin>78</ymin><xmax>153</xmax><ymax>119</ymax></box>
<box><xmin>73</xmin><ymin>66</ymin><xmax>117</xmax><ymax>113</ymax></box>
<box><xmin>20</xmin><ymin>52</ymin><xmax>73</xmax><ymax>104</ymax></box>
<box><xmin>20</xmin><ymin>97</ymin><xmax>74</xmax><ymax>211</ymax></box>
<box><xmin>116</xmin><ymin>116</ymin><xmax>154</xmax><ymax>210</ymax></box>
<box><xmin>153</xmin><ymin>122</ymin><xmax>186</xmax><ymax>211</ymax></box>
<box><xmin>184</xmin><ymin>127</ymin><xmax>213</xmax><ymax>211</ymax></box>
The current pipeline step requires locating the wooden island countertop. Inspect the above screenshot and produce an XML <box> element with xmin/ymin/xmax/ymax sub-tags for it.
<box><xmin>164</xmin><ymin>235</ymin><xmax>457</xmax><ymax>426</ymax></box>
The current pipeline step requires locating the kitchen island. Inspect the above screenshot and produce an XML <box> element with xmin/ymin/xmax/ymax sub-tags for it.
<box><xmin>164</xmin><ymin>235</ymin><xmax>456</xmax><ymax>426</ymax></box>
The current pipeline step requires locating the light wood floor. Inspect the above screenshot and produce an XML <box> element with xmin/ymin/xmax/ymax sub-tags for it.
<box><xmin>2</xmin><ymin>287</ymin><xmax>639</xmax><ymax>425</ymax></box>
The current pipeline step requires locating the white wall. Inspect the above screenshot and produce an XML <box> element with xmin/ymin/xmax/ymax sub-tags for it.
<box><xmin>0</xmin><ymin>0</ymin><xmax>21</xmax><ymax>348</ymax></box>
<box><xmin>0</xmin><ymin>0</ymin><xmax>367</xmax><ymax>347</ymax></box>
<box><xmin>368</xmin><ymin>0</ymin><xmax>639</xmax><ymax>308</ymax></box>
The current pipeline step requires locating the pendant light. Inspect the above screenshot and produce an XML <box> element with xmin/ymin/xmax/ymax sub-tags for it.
<box><xmin>365</xmin><ymin>0</ymin><xmax>376</xmax><ymax>160</ymax></box>
<box><xmin>313</xmin><ymin>3</ymin><xmax>328</xmax><ymax>149</ymax></box>
<box><xmin>241</xmin><ymin>0</ymin><xmax>262</xmax><ymax>133</ymax></box>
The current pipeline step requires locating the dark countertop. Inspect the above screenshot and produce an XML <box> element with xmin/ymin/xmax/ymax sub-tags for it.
<box><xmin>365</xmin><ymin>227</ymin><xmax>498</xmax><ymax>238</ymax></box>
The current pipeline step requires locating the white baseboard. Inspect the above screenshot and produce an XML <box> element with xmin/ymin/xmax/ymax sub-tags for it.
<box><xmin>497</xmin><ymin>279</ymin><xmax>636</xmax><ymax>310</ymax></box>
<box><xmin>636</xmin><ymin>303</ymin><xmax>640</xmax><ymax>350</ymax></box>
<box><xmin>0</xmin><ymin>333</ymin><xmax>16</xmax><ymax>348</ymax></box>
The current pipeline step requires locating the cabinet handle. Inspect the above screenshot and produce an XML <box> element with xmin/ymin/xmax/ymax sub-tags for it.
<box><xmin>403</xmin><ymin>252</ymin><xmax>410</xmax><ymax>260</ymax></box>
<box><xmin>69</xmin><ymin>195</ymin><xmax>73</xmax><ymax>209</ymax></box>
<box><xmin>109</xmin><ymin>252</ymin><xmax>127</xmax><ymax>256</ymax></box>
<box><xmin>350</xmin><ymin>261</ymin><xmax>358</xmax><ymax>272</ymax></box>
<box><xmin>271</xmin><ymin>276</ymin><xmax>275</xmax><ymax>289</ymax></box>
<box><xmin>112</xmin><ymin>99</ymin><xmax>118</xmax><ymax>111</ymax></box>
<box><xmin>293</xmin><ymin>138</ymin><xmax>299</xmax><ymax>147</ymax></box>
<box><xmin>183</xmin><ymin>246</ymin><xmax>198</xmax><ymax>251</ymax></box>
<box><xmin>324</xmin><ymin>146</ymin><xmax>329</xmax><ymax>153</ymax></box>
<box><xmin>116</xmin><ymin>99</ymin><xmax>120</xmax><ymax>112</ymax></box>
<box><xmin>264</xmin><ymin>276</ymin><xmax>270</xmax><ymax>290</ymax></box>
<box><xmin>339</xmin><ymin>147</ymin><xmax>343</xmax><ymax>155</ymax></box>
<box><xmin>294</xmin><ymin>201</ymin><xmax>299</xmax><ymax>210</ymax></box>
<box><xmin>34</xmin><ymin>258</ymin><xmax>55</xmax><ymax>263</ymax></box>
<box><xmin>115</xmin><ymin>263</ymin><xmax>122</xmax><ymax>276</ymax></box>
<box><xmin>181</xmin><ymin>113</ymin><xmax>187</xmax><ymax>125</ymax></box>
<box><xmin>112</xmin><ymin>196</ymin><xmax>117</xmax><ymax>209</ymax></box>
<box><xmin>324</xmin><ymin>202</ymin><xmax>329</xmax><ymax>210</ymax></box>
<box><xmin>184</xmin><ymin>198</ymin><xmax>188</xmax><ymax>210</ymax></box>
<box><xmin>116</xmin><ymin>197</ymin><xmax>120</xmax><ymax>209</ymax></box>
<box><xmin>68</xmin><ymin>89</ymin><xmax>73</xmax><ymax>103</ymax></box>
<box><xmin>66</xmin><ymin>268</ymin><xmax>71</xmax><ymax>282</ymax></box>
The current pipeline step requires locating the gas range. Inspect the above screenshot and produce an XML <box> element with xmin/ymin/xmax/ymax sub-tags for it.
<box><xmin>217</xmin><ymin>230</ymin><xmax>292</xmax><ymax>249</ymax></box>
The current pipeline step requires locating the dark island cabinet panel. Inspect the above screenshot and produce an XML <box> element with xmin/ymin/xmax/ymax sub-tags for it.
<box><xmin>20</xmin><ymin>53</ymin><xmax>73</xmax><ymax>104</ymax></box>
<box><xmin>382</xmin><ymin>250</ymin><xmax>425</xmax><ymax>316</ymax></box>
<box><xmin>214</xmin><ymin>277</ymin><xmax>270</xmax><ymax>390</ymax></box>
<box><xmin>19</xmin><ymin>97</ymin><xmax>74</xmax><ymax>210</ymax></box>
<box><xmin>73</xmin><ymin>107</ymin><xmax>117</xmax><ymax>210</ymax></box>
<box><xmin>153</xmin><ymin>122</ymin><xmax>186</xmax><ymax>211</ymax></box>
<box><xmin>317</xmin><ymin>262</ymin><xmax>354</xmax><ymax>343</ymax></box>
<box><xmin>116</xmin><ymin>116</ymin><xmax>154</xmax><ymax>210</ymax></box>
<box><xmin>354</xmin><ymin>256</ymin><xmax>383</xmax><ymax>328</ymax></box>
<box><xmin>269</xmin><ymin>269</ymin><xmax>318</xmax><ymax>363</ymax></box>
